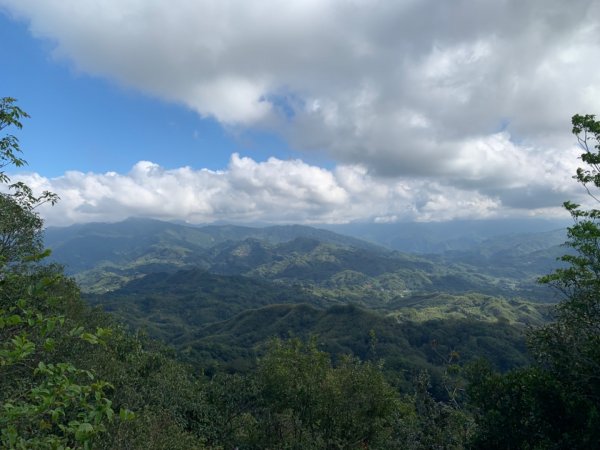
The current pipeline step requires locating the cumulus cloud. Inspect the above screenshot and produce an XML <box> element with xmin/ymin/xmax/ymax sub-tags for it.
<box><xmin>10</xmin><ymin>154</ymin><xmax>576</xmax><ymax>227</ymax></box>
<box><xmin>1</xmin><ymin>0</ymin><xmax>597</xmax><ymax>220</ymax></box>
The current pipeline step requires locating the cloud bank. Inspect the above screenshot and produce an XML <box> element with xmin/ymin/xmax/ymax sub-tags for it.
<box><xmin>1</xmin><ymin>0</ymin><xmax>598</xmax><ymax>222</ymax></box>
<box><xmin>15</xmin><ymin>153</ymin><xmax>575</xmax><ymax>226</ymax></box>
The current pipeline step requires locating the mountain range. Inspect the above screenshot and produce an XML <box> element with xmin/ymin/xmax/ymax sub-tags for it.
<box><xmin>44</xmin><ymin>217</ymin><xmax>565</xmax><ymax>388</ymax></box>
<box><xmin>45</xmin><ymin>217</ymin><xmax>566</xmax><ymax>299</ymax></box>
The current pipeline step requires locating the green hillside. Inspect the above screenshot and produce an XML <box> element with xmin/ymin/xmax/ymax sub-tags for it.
<box><xmin>45</xmin><ymin>218</ymin><xmax>386</xmax><ymax>292</ymax></box>
<box><xmin>436</xmin><ymin>229</ymin><xmax>568</xmax><ymax>278</ymax></box>
<box><xmin>47</xmin><ymin>218</ymin><xmax>562</xmax><ymax>304</ymax></box>
<box><xmin>86</xmin><ymin>269</ymin><xmax>327</xmax><ymax>342</ymax></box>
<box><xmin>208</xmin><ymin>237</ymin><xmax>556</xmax><ymax>302</ymax></box>
<box><xmin>181</xmin><ymin>302</ymin><xmax>531</xmax><ymax>392</ymax></box>
<box><xmin>388</xmin><ymin>292</ymin><xmax>550</xmax><ymax>324</ymax></box>
<box><xmin>85</xmin><ymin>266</ymin><xmax>545</xmax><ymax>389</ymax></box>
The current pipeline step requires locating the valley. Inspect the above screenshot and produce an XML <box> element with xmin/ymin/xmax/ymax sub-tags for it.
<box><xmin>45</xmin><ymin>217</ymin><xmax>561</xmax><ymax>388</ymax></box>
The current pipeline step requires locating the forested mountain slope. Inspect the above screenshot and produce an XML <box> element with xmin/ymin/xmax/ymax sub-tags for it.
<box><xmin>62</xmin><ymin>217</ymin><xmax>553</xmax><ymax>403</ymax></box>
<box><xmin>85</xmin><ymin>269</ymin><xmax>326</xmax><ymax>342</ymax></box>
<box><xmin>182</xmin><ymin>302</ymin><xmax>531</xmax><ymax>382</ymax></box>
<box><xmin>45</xmin><ymin>218</ymin><xmax>386</xmax><ymax>292</ymax></box>
<box><xmin>46</xmin><ymin>218</ymin><xmax>562</xmax><ymax>303</ymax></box>
<box><xmin>86</xmin><ymin>267</ymin><xmax>545</xmax><ymax>372</ymax></box>
<box><xmin>45</xmin><ymin>217</ymin><xmax>382</xmax><ymax>273</ymax></box>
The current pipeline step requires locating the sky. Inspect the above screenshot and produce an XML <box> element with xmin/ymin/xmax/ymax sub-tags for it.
<box><xmin>1</xmin><ymin>0</ymin><xmax>599</xmax><ymax>226</ymax></box>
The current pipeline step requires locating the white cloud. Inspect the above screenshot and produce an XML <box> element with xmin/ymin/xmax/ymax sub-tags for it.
<box><xmin>10</xmin><ymin>154</ymin><xmax>575</xmax><ymax>227</ymax></box>
<box><xmin>1</xmin><ymin>0</ymin><xmax>598</xmax><ymax>220</ymax></box>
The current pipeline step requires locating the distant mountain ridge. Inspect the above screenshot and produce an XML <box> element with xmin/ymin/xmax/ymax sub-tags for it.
<box><xmin>45</xmin><ymin>217</ymin><xmax>565</xmax><ymax>300</ymax></box>
<box><xmin>45</xmin><ymin>217</ymin><xmax>383</xmax><ymax>269</ymax></box>
<box><xmin>323</xmin><ymin>218</ymin><xmax>568</xmax><ymax>253</ymax></box>
<box><xmin>44</xmin><ymin>218</ymin><xmax>387</xmax><ymax>292</ymax></box>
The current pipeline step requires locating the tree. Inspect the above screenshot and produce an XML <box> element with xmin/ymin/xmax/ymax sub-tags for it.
<box><xmin>0</xmin><ymin>97</ymin><xmax>132</xmax><ymax>449</ymax></box>
<box><xmin>534</xmin><ymin>115</ymin><xmax>600</xmax><ymax>401</ymax></box>
<box><xmin>251</xmin><ymin>338</ymin><xmax>399</xmax><ymax>449</ymax></box>
<box><xmin>0</xmin><ymin>97</ymin><xmax>29</xmax><ymax>179</ymax></box>
<box><xmin>0</xmin><ymin>291</ymin><xmax>121</xmax><ymax>449</ymax></box>
<box><xmin>468</xmin><ymin>115</ymin><xmax>600</xmax><ymax>449</ymax></box>
<box><xmin>0</xmin><ymin>194</ymin><xmax>44</xmax><ymax>267</ymax></box>
<box><xmin>0</xmin><ymin>97</ymin><xmax>57</xmax><ymax>267</ymax></box>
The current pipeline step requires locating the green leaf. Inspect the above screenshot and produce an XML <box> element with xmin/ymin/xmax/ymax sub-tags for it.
<box><xmin>75</xmin><ymin>422</ymin><xmax>94</xmax><ymax>441</ymax></box>
<box><xmin>5</xmin><ymin>314</ymin><xmax>22</xmax><ymax>326</ymax></box>
<box><xmin>43</xmin><ymin>338</ymin><xmax>56</xmax><ymax>352</ymax></box>
<box><xmin>80</xmin><ymin>332</ymin><xmax>99</xmax><ymax>345</ymax></box>
<box><xmin>119</xmin><ymin>408</ymin><xmax>135</xmax><ymax>421</ymax></box>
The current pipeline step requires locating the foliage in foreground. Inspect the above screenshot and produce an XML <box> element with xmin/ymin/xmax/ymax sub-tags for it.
<box><xmin>466</xmin><ymin>114</ymin><xmax>600</xmax><ymax>449</ymax></box>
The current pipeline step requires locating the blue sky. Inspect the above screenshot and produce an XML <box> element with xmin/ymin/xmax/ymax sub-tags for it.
<box><xmin>0</xmin><ymin>1</ymin><xmax>598</xmax><ymax>226</ymax></box>
<box><xmin>1</xmin><ymin>12</ymin><xmax>303</xmax><ymax>176</ymax></box>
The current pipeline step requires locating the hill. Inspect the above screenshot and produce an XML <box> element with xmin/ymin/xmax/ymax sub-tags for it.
<box><xmin>46</xmin><ymin>218</ymin><xmax>562</xmax><ymax>302</ymax></box>
<box><xmin>85</xmin><ymin>268</ymin><xmax>327</xmax><ymax>342</ymax></box>
<box><xmin>45</xmin><ymin>218</ymin><xmax>384</xmax><ymax>292</ymax></box>
<box><xmin>179</xmin><ymin>302</ymin><xmax>532</xmax><ymax>394</ymax></box>
<box><xmin>85</xmin><ymin>265</ymin><xmax>547</xmax><ymax>392</ymax></box>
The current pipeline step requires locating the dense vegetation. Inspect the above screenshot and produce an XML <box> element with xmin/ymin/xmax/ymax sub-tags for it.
<box><xmin>2</xmin><ymin>97</ymin><xmax>600</xmax><ymax>448</ymax></box>
<box><xmin>83</xmin><ymin>270</ymin><xmax>534</xmax><ymax>387</ymax></box>
<box><xmin>463</xmin><ymin>115</ymin><xmax>600</xmax><ymax>449</ymax></box>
